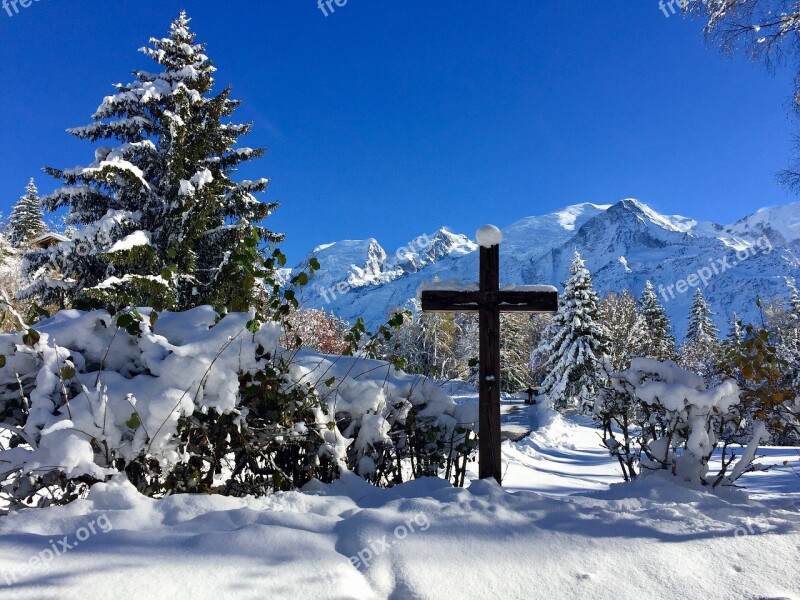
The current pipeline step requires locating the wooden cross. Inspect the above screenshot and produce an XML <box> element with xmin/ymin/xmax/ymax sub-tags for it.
<box><xmin>420</xmin><ymin>225</ymin><xmax>558</xmax><ymax>484</ymax></box>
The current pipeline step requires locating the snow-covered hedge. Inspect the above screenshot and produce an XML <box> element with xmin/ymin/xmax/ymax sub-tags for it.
<box><xmin>0</xmin><ymin>307</ymin><xmax>474</xmax><ymax>509</ymax></box>
<box><xmin>595</xmin><ymin>358</ymin><xmax>768</xmax><ymax>488</ymax></box>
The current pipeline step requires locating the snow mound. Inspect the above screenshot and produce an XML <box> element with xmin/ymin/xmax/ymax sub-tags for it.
<box><xmin>475</xmin><ymin>224</ymin><xmax>503</xmax><ymax>248</ymax></box>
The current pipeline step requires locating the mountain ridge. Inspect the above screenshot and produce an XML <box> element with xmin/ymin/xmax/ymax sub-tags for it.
<box><xmin>289</xmin><ymin>199</ymin><xmax>800</xmax><ymax>339</ymax></box>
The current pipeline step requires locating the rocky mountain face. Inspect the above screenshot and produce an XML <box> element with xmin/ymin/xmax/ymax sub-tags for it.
<box><xmin>290</xmin><ymin>199</ymin><xmax>800</xmax><ymax>339</ymax></box>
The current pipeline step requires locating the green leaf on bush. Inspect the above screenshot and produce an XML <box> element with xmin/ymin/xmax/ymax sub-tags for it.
<box><xmin>126</xmin><ymin>412</ymin><xmax>141</xmax><ymax>430</ymax></box>
<box><xmin>60</xmin><ymin>366</ymin><xmax>76</xmax><ymax>380</ymax></box>
<box><xmin>23</xmin><ymin>329</ymin><xmax>40</xmax><ymax>347</ymax></box>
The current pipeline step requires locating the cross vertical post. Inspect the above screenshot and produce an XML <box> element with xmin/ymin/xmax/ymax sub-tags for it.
<box><xmin>419</xmin><ymin>224</ymin><xmax>558</xmax><ymax>486</ymax></box>
<box><xmin>479</xmin><ymin>244</ymin><xmax>502</xmax><ymax>482</ymax></box>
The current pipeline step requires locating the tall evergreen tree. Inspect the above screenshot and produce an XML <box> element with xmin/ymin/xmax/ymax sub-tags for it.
<box><xmin>680</xmin><ymin>288</ymin><xmax>721</xmax><ymax>379</ymax></box>
<box><xmin>639</xmin><ymin>280</ymin><xmax>676</xmax><ymax>361</ymax></box>
<box><xmin>23</xmin><ymin>12</ymin><xmax>282</xmax><ymax>311</ymax></box>
<box><xmin>7</xmin><ymin>179</ymin><xmax>47</xmax><ymax>248</ymax></box>
<box><xmin>772</xmin><ymin>281</ymin><xmax>800</xmax><ymax>387</ymax></box>
<box><xmin>727</xmin><ymin>312</ymin><xmax>745</xmax><ymax>344</ymax></box>
<box><xmin>538</xmin><ymin>251</ymin><xmax>608</xmax><ymax>412</ymax></box>
<box><xmin>788</xmin><ymin>280</ymin><xmax>800</xmax><ymax>322</ymax></box>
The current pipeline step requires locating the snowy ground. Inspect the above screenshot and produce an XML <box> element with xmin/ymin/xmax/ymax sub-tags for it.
<box><xmin>1</xmin><ymin>402</ymin><xmax>799</xmax><ymax>600</ymax></box>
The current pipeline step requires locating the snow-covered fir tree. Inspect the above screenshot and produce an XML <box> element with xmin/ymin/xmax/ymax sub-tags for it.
<box><xmin>0</xmin><ymin>228</ymin><xmax>26</xmax><ymax>332</ymax></box>
<box><xmin>786</xmin><ymin>280</ymin><xmax>800</xmax><ymax>332</ymax></box>
<box><xmin>728</xmin><ymin>312</ymin><xmax>745</xmax><ymax>344</ymax></box>
<box><xmin>679</xmin><ymin>288</ymin><xmax>722</xmax><ymax>379</ymax></box>
<box><xmin>770</xmin><ymin>281</ymin><xmax>800</xmax><ymax>387</ymax></box>
<box><xmin>23</xmin><ymin>12</ymin><xmax>282</xmax><ymax>311</ymax></box>
<box><xmin>599</xmin><ymin>290</ymin><xmax>646</xmax><ymax>371</ymax></box>
<box><xmin>537</xmin><ymin>251</ymin><xmax>608</xmax><ymax>412</ymax></box>
<box><xmin>6</xmin><ymin>179</ymin><xmax>46</xmax><ymax>248</ymax></box>
<box><xmin>639</xmin><ymin>280</ymin><xmax>676</xmax><ymax>361</ymax></box>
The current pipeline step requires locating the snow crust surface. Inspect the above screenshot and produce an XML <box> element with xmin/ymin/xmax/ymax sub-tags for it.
<box><xmin>1</xmin><ymin>406</ymin><xmax>798</xmax><ymax>600</ymax></box>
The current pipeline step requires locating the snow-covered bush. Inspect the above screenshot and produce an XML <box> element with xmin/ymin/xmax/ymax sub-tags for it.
<box><xmin>0</xmin><ymin>307</ymin><xmax>474</xmax><ymax>510</ymax></box>
<box><xmin>720</xmin><ymin>316</ymin><xmax>799</xmax><ymax>445</ymax></box>
<box><xmin>595</xmin><ymin>358</ymin><xmax>768</xmax><ymax>488</ymax></box>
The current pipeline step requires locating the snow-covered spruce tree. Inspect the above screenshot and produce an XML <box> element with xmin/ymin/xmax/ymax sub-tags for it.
<box><xmin>639</xmin><ymin>280</ymin><xmax>677</xmax><ymax>361</ymax></box>
<box><xmin>23</xmin><ymin>12</ymin><xmax>282</xmax><ymax>312</ymax></box>
<box><xmin>538</xmin><ymin>251</ymin><xmax>608</xmax><ymax>412</ymax></box>
<box><xmin>728</xmin><ymin>312</ymin><xmax>745</xmax><ymax>344</ymax></box>
<box><xmin>599</xmin><ymin>290</ymin><xmax>646</xmax><ymax>371</ymax></box>
<box><xmin>679</xmin><ymin>288</ymin><xmax>722</xmax><ymax>380</ymax></box>
<box><xmin>0</xmin><ymin>229</ymin><xmax>26</xmax><ymax>332</ymax></box>
<box><xmin>6</xmin><ymin>179</ymin><xmax>46</xmax><ymax>248</ymax></box>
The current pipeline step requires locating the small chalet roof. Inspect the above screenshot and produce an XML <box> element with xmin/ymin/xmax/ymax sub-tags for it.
<box><xmin>30</xmin><ymin>232</ymin><xmax>71</xmax><ymax>248</ymax></box>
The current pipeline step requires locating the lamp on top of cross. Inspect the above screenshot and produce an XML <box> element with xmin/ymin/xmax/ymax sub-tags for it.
<box><xmin>420</xmin><ymin>225</ymin><xmax>558</xmax><ymax>484</ymax></box>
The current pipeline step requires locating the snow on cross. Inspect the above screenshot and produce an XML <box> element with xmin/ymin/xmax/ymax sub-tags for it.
<box><xmin>420</xmin><ymin>225</ymin><xmax>558</xmax><ymax>483</ymax></box>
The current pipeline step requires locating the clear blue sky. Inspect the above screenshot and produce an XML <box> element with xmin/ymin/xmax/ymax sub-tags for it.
<box><xmin>0</xmin><ymin>1</ymin><xmax>796</xmax><ymax>263</ymax></box>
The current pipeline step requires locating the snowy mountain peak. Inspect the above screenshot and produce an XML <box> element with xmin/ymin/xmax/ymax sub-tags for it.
<box><xmin>726</xmin><ymin>200</ymin><xmax>800</xmax><ymax>246</ymax></box>
<box><xmin>552</xmin><ymin>202</ymin><xmax>613</xmax><ymax>231</ymax></box>
<box><xmin>293</xmin><ymin>198</ymin><xmax>800</xmax><ymax>339</ymax></box>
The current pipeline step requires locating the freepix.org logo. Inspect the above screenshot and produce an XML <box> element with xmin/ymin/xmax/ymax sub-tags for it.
<box><xmin>317</xmin><ymin>0</ymin><xmax>349</xmax><ymax>18</ymax></box>
<box><xmin>3</xmin><ymin>0</ymin><xmax>43</xmax><ymax>18</ymax></box>
<box><xmin>2</xmin><ymin>514</ymin><xmax>114</xmax><ymax>587</ymax></box>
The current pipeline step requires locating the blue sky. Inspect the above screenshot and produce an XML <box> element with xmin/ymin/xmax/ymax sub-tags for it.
<box><xmin>0</xmin><ymin>1</ymin><xmax>796</xmax><ymax>263</ymax></box>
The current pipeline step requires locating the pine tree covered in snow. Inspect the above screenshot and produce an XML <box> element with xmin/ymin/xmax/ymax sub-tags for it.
<box><xmin>728</xmin><ymin>312</ymin><xmax>745</xmax><ymax>344</ymax></box>
<box><xmin>680</xmin><ymin>288</ymin><xmax>722</xmax><ymax>380</ymax></box>
<box><xmin>599</xmin><ymin>290</ymin><xmax>646</xmax><ymax>371</ymax></box>
<box><xmin>639</xmin><ymin>281</ymin><xmax>676</xmax><ymax>361</ymax></box>
<box><xmin>538</xmin><ymin>251</ymin><xmax>608</xmax><ymax>411</ymax></box>
<box><xmin>6</xmin><ymin>179</ymin><xmax>46</xmax><ymax>248</ymax></box>
<box><xmin>0</xmin><ymin>229</ymin><xmax>23</xmax><ymax>331</ymax></box>
<box><xmin>23</xmin><ymin>12</ymin><xmax>282</xmax><ymax>311</ymax></box>
<box><xmin>770</xmin><ymin>282</ymin><xmax>800</xmax><ymax>389</ymax></box>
